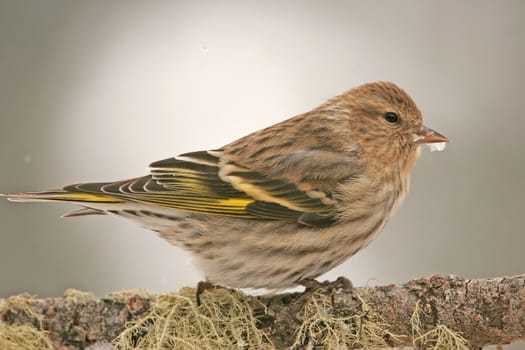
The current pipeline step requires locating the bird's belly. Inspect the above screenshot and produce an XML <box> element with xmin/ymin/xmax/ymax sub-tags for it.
<box><xmin>112</xmin><ymin>186</ymin><xmax>400</xmax><ymax>289</ymax></box>
<box><xmin>177</xmin><ymin>215</ymin><xmax>389</xmax><ymax>289</ymax></box>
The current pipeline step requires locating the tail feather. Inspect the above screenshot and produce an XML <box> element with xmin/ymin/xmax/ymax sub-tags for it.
<box><xmin>61</xmin><ymin>207</ymin><xmax>106</xmax><ymax>218</ymax></box>
<box><xmin>1</xmin><ymin>189</ymin><xmax>124</xmax><ymax>203</ymax></box>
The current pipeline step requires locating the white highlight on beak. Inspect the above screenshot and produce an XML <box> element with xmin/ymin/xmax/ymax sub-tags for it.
<box><xmin>427</xmin><ymin>142</ymin><xmax>447</xmax><ymax>152</ymax></box>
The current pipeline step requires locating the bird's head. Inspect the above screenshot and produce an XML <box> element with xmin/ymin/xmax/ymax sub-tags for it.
<box><xmin>341</xmin><ymin>82</ymin><xmax>448</xmax><ymax>171</ymax></box>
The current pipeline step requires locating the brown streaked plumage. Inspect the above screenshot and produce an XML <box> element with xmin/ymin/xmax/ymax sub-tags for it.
<box><xmin>2</xmin><ymin>82</ymin><xmax>448</xmax><ymax>289</ymax></box>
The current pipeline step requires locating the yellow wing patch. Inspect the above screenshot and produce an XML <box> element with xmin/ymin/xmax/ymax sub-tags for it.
<box><xmin>55</xmin><ymin>193</ymin><xmax>124</xmax><ymax>203</ymax></box>
<box><xmin>5</xmin><ymin>192</ymin><xmax>124</xmax><ymax>203</ymax></box>
<box><xmin>144</xmin><ymin>151</ymin><xmax>334</xmax><ymax>220</ymax></box>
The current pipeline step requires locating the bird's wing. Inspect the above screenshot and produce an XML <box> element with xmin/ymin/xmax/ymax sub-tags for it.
<box><xmin>4</xmin><ymin>148</ymin><xmax>361</xmax><ymax>226</ymax></box>
<box><xmin>147</xmin><ymin>150</ymin><xmax>337</xmax><ymax>224</ymax></box>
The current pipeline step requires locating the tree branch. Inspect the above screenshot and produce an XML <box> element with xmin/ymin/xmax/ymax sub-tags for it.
<box><xmin>1</xmin><ymin>274</ymin><xmax>524</xmax><ymax>349</ymax></box>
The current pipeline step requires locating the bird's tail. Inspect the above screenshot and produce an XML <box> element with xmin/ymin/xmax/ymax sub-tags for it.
<box><xmin>2</xmin><ymin>189</ymin><xmax>123</xmax><ymax>204</ymax></box>
<box><xmin>1</xmin><ymin>184</ymin><xmax>125</xmax><ymax>217</ymax></box>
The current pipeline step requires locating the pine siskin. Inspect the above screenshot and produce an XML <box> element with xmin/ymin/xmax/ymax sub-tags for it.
<box><xmin>3</xmin><ymin>82</ymin><xmax>448</xmax><ymax>289</ymax></box>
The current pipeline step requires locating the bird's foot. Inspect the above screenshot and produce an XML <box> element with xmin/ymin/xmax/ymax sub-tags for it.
<box><xmin>196</xmin><ymin>280</ymin><xmax>223</xmax><ymax>306</ymax></box>
<box><xmin>331</xmin><ymin>276</ymin><xmax>354</xmax><ymax>292</ymax></box>
<box><xmin>298</xmin><ymin>276</ymin><xmax>353</xmax><ymax>306</ymax></box>
<box><xmin>298</xmin><ymin>276</ymin><xmax>353</xmax><ymax>292</ymax></box>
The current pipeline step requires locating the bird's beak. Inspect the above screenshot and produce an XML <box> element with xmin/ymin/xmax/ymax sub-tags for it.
<box><xmin>413</xmin><ymin>125</ymin><xmax>449</xmax><ymax>144</ymax></box>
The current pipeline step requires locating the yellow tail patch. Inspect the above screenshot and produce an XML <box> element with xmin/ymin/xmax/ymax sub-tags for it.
<box><xmin>5</xmin><ymin>192</ymin><xmax>124</xmax><ymax>203</ymax></box>
<box><xmin>47</xmin><ymin>193</ymin><xmax>123</xmax><ymax>203</ymax></box>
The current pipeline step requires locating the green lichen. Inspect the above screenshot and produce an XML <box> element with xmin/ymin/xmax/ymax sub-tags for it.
<box><xmin>411</xmin><ymin>300</ymin><xmax>470</xmax><ymax>350</ymax></box>
<box><xmin>0</xmin><ymin>323</ymin><xmax>53</xmax><ymax>350</ymax></box>
<box><xmin>291</xmin><ymin>290</ymin><xmax>402</xmax><ymax>349</ymax></box>
<box><xmin>113</xmin><ymin>287</ymin><xmax>273</xmax><ymax>350</ymax></box>
<box><xmin>0</xmin><ymin>294</ymin><xmax>53</xmax><ymax>350</ymax></box>
<box><xmin>0</xmin><ymin>293</ymin><xmax>43</xmax><ymax>328</ymax></box>
<box><xmin>106</xmin><ymin>288</ymin><xmax>152</xmax><ymax>303</ymax></box>
<box><xmin>63</xmin><ymin>288</ymin><xmax>97</xmax><ymax>306</ymax></box>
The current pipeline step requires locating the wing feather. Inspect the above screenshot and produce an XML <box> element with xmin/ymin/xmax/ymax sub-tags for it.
<box><xmin>6</xmin><ymin>149</ymin><xmax>349</xmax><ymax>225</ymax></box>
<box><xmin>145</xmin><ymin>150</ymin><xmax>336</xmax><ymax>222</ymax></box>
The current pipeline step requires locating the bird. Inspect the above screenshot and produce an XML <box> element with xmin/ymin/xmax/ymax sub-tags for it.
<box><xmin>2</xmin><ymin>82</ymin><xmax>448</xmax><ymax>290</ymax></box>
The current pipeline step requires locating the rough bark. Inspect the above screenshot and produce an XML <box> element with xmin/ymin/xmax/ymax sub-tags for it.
<box><xmin>1</xmin><ymin>274</ymin><xmax>524</xmax><ymax>349</ymax></box>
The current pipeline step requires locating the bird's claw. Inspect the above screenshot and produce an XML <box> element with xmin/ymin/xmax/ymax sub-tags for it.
<box><xmin>298</xmin><ymin>276</ymin><xmax>353</xmax><ymax>306</ymax></box>
<box><xmin>196</xmin><ymin>280</ymin><xmax>221</xmax><ymax>306</ymax></box>
<box><xmin>298</xmin><ymin>276</ymin><xmax>353</xmax><ymax>293</ymax></box>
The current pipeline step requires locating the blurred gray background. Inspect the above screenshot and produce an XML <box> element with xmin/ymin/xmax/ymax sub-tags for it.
<box><xmin>1</xmin><ymin>1</ymin><xmax>524</xmax><ymax>347</ymax></box>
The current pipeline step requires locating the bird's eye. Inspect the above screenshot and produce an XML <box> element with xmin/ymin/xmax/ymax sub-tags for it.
<box><xmin>384</xmin><ymin>112</ymin><xmax>399</xmax><ymax>124</ymax></box>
